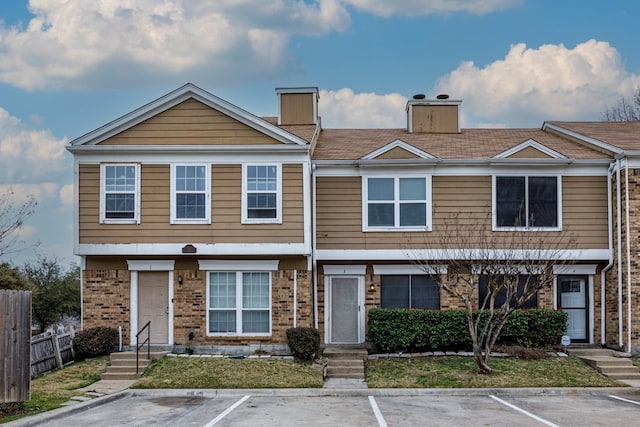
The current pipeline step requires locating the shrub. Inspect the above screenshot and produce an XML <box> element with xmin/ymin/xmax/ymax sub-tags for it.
<box><xmin>73</xmin><ymin>326</ymin><xmax>118</xmax><ymax>360</ymax></box>
<box><xmin>367</xmin><ymin>308</ymin><xmax>567</xmax><ymax>353</ymax></box>
<box><xmin>286</xmin><ymin>327</ymin><xmax>320</xmax><ymax>361</ymax></box>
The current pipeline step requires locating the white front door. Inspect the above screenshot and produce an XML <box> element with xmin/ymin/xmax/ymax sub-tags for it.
<box><xmin>559</xmin><ymin>276</ymin><xmax>588</xmax><ymax>342</ymax></box>
<box><xmin>328</xmin><ymin>276</ymin><xmax>364</xmax><ymax>344</ymax></box>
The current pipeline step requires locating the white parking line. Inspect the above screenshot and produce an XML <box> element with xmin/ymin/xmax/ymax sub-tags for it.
<box><xmin>608</xmin><ymin>394</ymin><xmax>640</xmax><ymax>406</ymax></box>
<box><xmin>203</xmin><ymin>395</ymin><xmax>251</xmax><ymax>427</ymax></box>
<box><xmin>489</xmin><ymin>395</ymin><xmax>559</xmax><ymax>427</ymax></box>
<box><xmin>368</xmin><ymin>396</ymin><xmax>388</xmax><ymax>427</ymax></box>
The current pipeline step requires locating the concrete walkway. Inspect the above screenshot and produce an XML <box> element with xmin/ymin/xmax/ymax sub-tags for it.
<box><xmin>75</xmin><ymin>379</ymin><xmax>137</xmax><ymax>395</ymax></box>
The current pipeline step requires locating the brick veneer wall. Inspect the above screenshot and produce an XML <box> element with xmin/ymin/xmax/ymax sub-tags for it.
<box><xmin>82</xmin><ymin>269</ymin><xmax>131</xmax><ymax>342</ymax></box>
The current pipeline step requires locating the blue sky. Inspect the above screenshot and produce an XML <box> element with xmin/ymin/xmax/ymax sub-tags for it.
<box><xmin>1</xmin><ymin>0</ymin><xmax>639</xmax><ymax>266</ymax></box>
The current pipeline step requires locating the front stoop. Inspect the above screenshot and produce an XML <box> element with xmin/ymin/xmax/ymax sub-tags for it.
<box><xmin>101</xmin><ymin>350</ymin><xmax>168</xmax><ymax>380</ymax></box>
<box><xmin>567</xmin><ymin>347</ymin><xmax>640</xmax><ymax>381</ymax></box>
<box><xmin>323</xmin><ymin>346</ymin><xmax>368</xmax><ymax>380</ymax></box>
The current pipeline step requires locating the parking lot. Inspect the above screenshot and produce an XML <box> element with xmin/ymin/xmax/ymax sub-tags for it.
<box><xmin>9</xmin><ymin>388</ymin><xmax>640</xmax><ymax>427</ymax></box>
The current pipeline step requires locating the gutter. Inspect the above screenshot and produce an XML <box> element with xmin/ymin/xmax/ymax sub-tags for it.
<box><xmin>616</xmin><ymin>159</ymin><xmax>624</xmax><ymax>349</ymax></box>
<box><xmin>625</xmin><ymin>164</ymin><xmax>632</xmax><ymax>352</ymax></box>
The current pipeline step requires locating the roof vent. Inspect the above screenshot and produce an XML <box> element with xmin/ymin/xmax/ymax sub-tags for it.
<box><xmin>436</xmin><ymin>94</ymin><xmax>450</xmax><ymax>100</ymax></box>
<box><xmin>413</xmin><ymin>94</ymin><xmax>426</xmax><ymax>100</ymax></box>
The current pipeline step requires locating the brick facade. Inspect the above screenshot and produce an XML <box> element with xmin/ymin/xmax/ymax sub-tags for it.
<box><xmin>82</xmin><ymin>265</ymin><xmax>313</xmax><ymax>352</ymax></box>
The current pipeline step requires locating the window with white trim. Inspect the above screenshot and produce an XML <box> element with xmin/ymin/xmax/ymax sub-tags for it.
<box><xmin>494</xmin><ymin>176</ymin><xmax>559</xmax><ymax>229</ymax></box>
<box><xmin>363</xmin><ymin>177</ymin><xmax>430</xmax><ymax>230</ymax></box>
<box><xmin>243</xmin><ymin>164</ymin><xmax>281</xmax><ymax>223</ymax></box>
<box><xmin>207</xmin><ymin>271</ymin><xmax>271</xmax><ymax>335</ymax></box>
<box><xmin>100</xmin><ymin>164</ymin><xmax>140</xmax><ymax>223</ymax></box>
<box><xmin>171</xmin><ymin>164</ymin><xmax>210</xmax><ymax>224</ymax></box>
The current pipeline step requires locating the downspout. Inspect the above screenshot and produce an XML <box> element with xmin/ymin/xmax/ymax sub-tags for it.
<box><xmin>293</xmin><ymin>269</ymin><xmax>297</xmax><ymax>328</ymax></box>
<box><xmin>616</xmin><ymin>159</ymin><xmax>624</xmax><ymax>349</ymax></box>
<box><xmin>625</xmin><ymin>164</ymin><xmax>632</xmax><ymax>352</ymax></box>
<box><xmin>601</xmin><ymin>162</ymin><xmax>615</xmax><ymax>346</ymax></box>
<box><xmin>312</xmin><ymin>164</ymin><xmax>318</xmax><ymax>330</ymax></box>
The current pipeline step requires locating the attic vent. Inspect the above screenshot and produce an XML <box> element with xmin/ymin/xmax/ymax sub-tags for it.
<box><xmin>436</xmin><ymin>94</ymin><xmax>449</xmax><ymax>100</ymax></box>
<box><xmin>413</xmin><ymin>94</ymin><xmax>426</xmax><ymax>100</ymax></box>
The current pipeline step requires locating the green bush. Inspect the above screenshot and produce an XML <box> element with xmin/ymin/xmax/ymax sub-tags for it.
<box><xmin>73</xmin><ymin>326</ymin><xmax>118</xmax><ymax>360</ymax></box>
<box><xmin>367</xmin><ymin>308</ymin><xmax>567</xmax><ymax>353</ymax></box>
<box><xmin>286</xmin><ymin>327</ymin><xmax>320</xmax><ymax>361</ymax></box>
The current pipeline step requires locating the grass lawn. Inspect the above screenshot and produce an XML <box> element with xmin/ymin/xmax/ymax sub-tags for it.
<box><xmin>367</xmin><ymin>356</ymin><xmax>626</xmax><ymax>388</ymax></box>
<box><xmin>132</xmin><ymin>357</ymin><xmax>324</xmax><ymax>389</ymax></box>
<box><xmin>0</xmin><ymin>357</ymin><xmax>109</xmax><ymax>423</ymax></box>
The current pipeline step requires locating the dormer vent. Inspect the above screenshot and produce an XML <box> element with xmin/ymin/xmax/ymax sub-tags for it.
<box><xmin>276</xmin><ymin>87</ymin><xmax>319</xmax><ymax>126</ymax></box>
<box><xmin>406</xmin><ymin>95</ymin><xmax>461</xmax><ymax>134</ymax></box>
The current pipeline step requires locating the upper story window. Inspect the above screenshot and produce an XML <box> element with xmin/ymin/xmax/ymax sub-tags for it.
<box><xmin>171</xmin><ymin>164</ymin><xmax>210</xmax><ymax>224</ymax></box>
<box><xmin>242</xmin><ymin>164</ymin><xmax>282</xmax><ymax>224</ymax></box>
<box><xmin>363</xmin><ymin>176</ymin><xmax>431</xmax><ymax>231</ymax></box>
<box><xmin>494</xmin><ymin>176</ymin><xmax>560</xmax><ymax>230</ymax></box>
<box><xmin>100</xmin><ymin>164</ymin><xmax>140</xmax><ymax>224</ymax></box>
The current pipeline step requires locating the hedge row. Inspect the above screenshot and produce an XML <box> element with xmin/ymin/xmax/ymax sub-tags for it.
<box><xmin>368</xmin><ymin>308</ymin><xmax>567</xmax><ymax>353</ymax></box>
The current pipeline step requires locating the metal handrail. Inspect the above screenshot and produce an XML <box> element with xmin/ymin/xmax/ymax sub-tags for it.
<box><xmin>135</xmin><ymin>321</ymin><xmax>151</xmax><ymax>375</ymax></box>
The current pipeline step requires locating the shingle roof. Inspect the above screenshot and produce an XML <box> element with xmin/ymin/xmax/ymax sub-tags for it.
<box><xmin>311</xmin><ymin>128</ymin><xmax>611</xmax><ymax>160</ymax></box>
<box><xmin>546</xmin><ymin>121</ymin><xmax>640</xmax><ymax>151</ymax></box>
<box><xmin>262</xmin><ymin>116</ymin><xmax>317</xmax><ymax>143</ymax></box>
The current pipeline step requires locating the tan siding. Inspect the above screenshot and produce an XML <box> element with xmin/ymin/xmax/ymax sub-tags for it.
<box><xmin>280</xmin><ymin>93</ymin><xmax>314</xmax><ymax>125</ymax></box>
<box><xmin>412</xmin><ymin>105</ymin><xmax>458</xmax><ymax>133</ymax></box>
<box><xmin>79</xmin><ymin>163</ymin><xmax>304</xmax><ymax>245</ymax></box>
<box><xmin>100</xmin><ymin>99</ymin><xmax>281</xmax><ymax>145</ymax></box>
<box><xmin>316</xmin><ymin>175</ymin><xmax>608</xmax><ymax>251</ymax></box>
<box><xmin>507</xmin><ymin>146</ymin><xmax>552</xmax><ymax>159</ymax></box>
<box><xmin>374</xmin><ymin>146</ymin><xmax>420</xmax><ymax>159</ymax></box>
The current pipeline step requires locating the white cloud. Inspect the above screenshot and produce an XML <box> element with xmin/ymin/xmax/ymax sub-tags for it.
<box><xmin>0</xmin><ymin>108</ymin><xmax>68</xmax><ymax>181</ymax></box>
<box><xmin>342</xmin><ymin>0</ymin><xmax>520</xmax><ymax>17</ymax></box>
<box><xmin>0</xmin><ymin>0</ymin><xmax>351</xmax><ymax>90</ymax></box>
<box><xmin>58</xmin><ymin>184</ymin><xmax>74</xmax><ymax>210</ymax></box>
<box><xmin>319</xmin><ymin>88</ymin><xmax>407</xmax><ymax>128</ymax></box>
<box><xmin>0</xmin><ymin>183</ymin><xmax>59</xmax><ymax>205</ymax></box>
<box><xmin>434</xmin><ymin>39</ymin><xmax>640</xmax><ymax>127</ymax></box>
<box><xmin>11</xmin><ymin>224</ymin><xmax>36</xmax><ymax>239</ymax></box>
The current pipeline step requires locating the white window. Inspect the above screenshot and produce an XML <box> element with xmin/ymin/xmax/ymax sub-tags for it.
<box><xmin>363</xmin><ymin>176</ymin><xmax>431</xmax><ymax>231</ymax></box>
<box><xmin>493</xmin><ymin>175</ymin><xmax>561</xmax><ymax>230</ymax></box>
<box><xmin>242</xmin><ymin>164</ymin><xmax>282</xmax><ymax>224</ymax></box>
<box><xmin>170</xmin><ymin>164</ymin><xmax>210</xmax><ymax>224</ymax></box>
<box><xmin>100</xmin><ymin>164</ymin><xmax>140</xmax><ymax>224</ymax></box>
<box><xmin>207</xmin><ymin>271</ymin><xmax>271</xmax><ymax>335</ymax></box>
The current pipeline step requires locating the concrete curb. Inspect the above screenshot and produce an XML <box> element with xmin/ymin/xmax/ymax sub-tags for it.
<box><xmin>4</xmin><ymin>390</ymin><xmax>129</xmax><ymax>427</ymax></box>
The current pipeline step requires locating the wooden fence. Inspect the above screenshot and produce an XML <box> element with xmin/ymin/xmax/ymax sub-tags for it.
<box><xmin>30</xmin><ymin>332</ymin><xmax>74</xmax><ymax>378</ymax></box>
<box><xmin>0</xmin><ymin>290</ymin><xmax>31</xmax><ymax>403</ymax></box>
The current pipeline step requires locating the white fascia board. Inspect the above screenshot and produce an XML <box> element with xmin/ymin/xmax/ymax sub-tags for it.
<box><xmin>323</xmin><ymin>265</ymin><xmax>367</xmax><ymax>275</ymax></box>
<box><xmin>361</xmin><ymin>139</ymin><xmax>436</xmax><ymax>160</ymax></box>
<box><xmin>72</xmin><ymin>151</ymin><xmax>310</xmax><ymax>164</ymax></box>
<box><xmin>76</xmin><ymin>243</ymin><xmax>309</xmax><ymax>256</ymax></box>
<box><xmin>275</xmin><ymin>87</ymin><xmax>319</xmax><ymax>95</ymax></box>
<box><xmin>552</xmin><ymin>264</ymin><xmax>598</xmax><ymax>275</ymax></box>
<box><xmin>542</xmin><ymin>122</ymin><xmax>622</xmax><ymax>154</ymax></box>
<box><xmin>67</xmin><ymin>83</ymin><xmax>308</xmax><ymax>148</ymax></box>
<box><xmin>493</xmin><ymin>138</ymin><xmax>568</xmax><ymax>160</ymax></box>
<box><xmin>312</xmin><ymin>162</ymin><xmax>610</xmax><ymax>177</ymax></box>
<box><xmin>198</xmin><ymin>259</ymin><xmax>279</xmax><ymax>271</ymax></box>
<box><xmin>315</xmin><ymin>249</ymin><xmax>610</xmax><ymax>262</ymax></box>
<box><xmin>67</xmin><ymin>144</ymin><xmax>310</xmax><ymax>154</ymax></box>
<box><xmin>127</xmin><ymin>260</ymin><xmax>175</xmax><ymax>271</ymax></box>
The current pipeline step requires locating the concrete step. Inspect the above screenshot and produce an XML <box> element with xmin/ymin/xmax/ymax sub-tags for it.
<box><xmin>323</xmin><ymin>349</ymin><xmax>368</xmax><ymax>360</ymax></box>
<box><xmin>327</xmin><ymin>366</ymin><xmax>365</xmax><ymax>376</ymax></box>
<box><xmin>568</xmin><ymin>348</ymin><xmax>615</xmax><ymax>357</ymax></box>
<box><xmin>598</xmin><ymin>366</ymin><xmax>640</xmax><ymax>374</ymax></box>
<box><xmin>105</xmin><ymin>365</ymin><xmax>149</xmax><ymax>374</ymax></box>
<box><xmin>109</xmin><ymin>351</ymin><xmax>167</xmax><ymax>361</ymax></box>
<box><xmin>110</xmin><ymin>359</ymin><xmax>151</xmax><ymax>367</ymax></box>
<box><xmin>604</xmin><ymin>372</ymin><xmax>640</xmax><ymax>380</ymax></box>
<box><xmin>328</xmin><ymin>359</ymin><xmax>364</xmax><ymax>368</ymax></box>
<box><xmin>101</xmin><ymin>372</ymin><xmax>141</xmax><ymax>381</ymax></box>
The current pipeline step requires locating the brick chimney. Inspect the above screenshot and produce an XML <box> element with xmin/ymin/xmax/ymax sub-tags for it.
<box><xmin>406</xmin><ymin>94</ymin><xmax>461</xmax><ymax>133</ymax></box>
<box><xmin>276</xmin><ymin>87</ymin><xmax>319</xmax><ymax>125</ymax></box>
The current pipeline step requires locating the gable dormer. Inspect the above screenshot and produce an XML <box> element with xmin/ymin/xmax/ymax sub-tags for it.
<box><xmin>494</xmin><ymin>139</ymin><xmax>568</xmax><ymax>160</ymax></box>
<box><xmin>406</xmin><ymin>94</ymin><xmax>461</xmax><ymax>134</ymax></box>
<box><xmin>362</xmin><ymin>139</ymin><xmax>436</xmax><ymax>160</ymax></box>
<box><xmin>276</xmin><ymin>87</ymin><xmax>319</xmax><ymax>126</ymax></box>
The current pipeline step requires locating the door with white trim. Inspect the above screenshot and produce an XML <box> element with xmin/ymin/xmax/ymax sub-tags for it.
<box><xmin>138</xmin><ymin>271</ymin><xmax>169</xmax><ymax>344</ymax></box>
<box><xmin>558</xmin><ymin>275</ymin><xmax>588</xmax><ymax>342</ymax></box>
<box><xmin>328</xmin><ymin>276</ymin><xmax>364</xmax><ymax>344</ymax></box>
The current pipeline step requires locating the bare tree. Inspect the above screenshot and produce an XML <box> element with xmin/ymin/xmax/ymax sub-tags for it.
<box><xmin>0</xmin><ymin>189</ymin><xmax>37</xmax><ymax>258</ymax></box>
<box><xmin>410</xmin><ymin>213</ymin><xmax>574</xmax><ymax>374</ymax></box>
<box><xmin>602</xmin><ymin>86</ymin><xmax>640</xmax><ymax>121</ymax></box>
